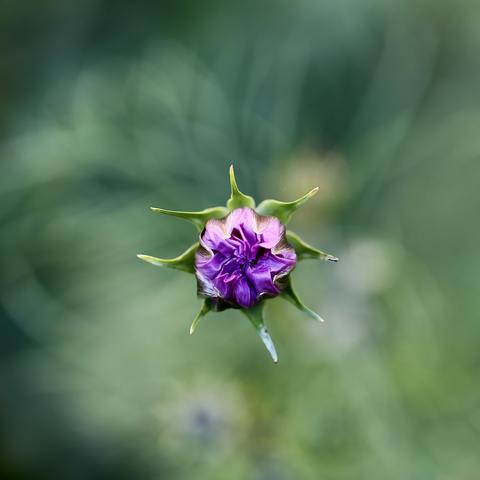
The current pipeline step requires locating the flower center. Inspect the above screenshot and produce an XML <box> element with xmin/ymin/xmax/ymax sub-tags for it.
<box><xmin>229</xmin><ymin>228</ymin><xmax>264</xmax><ymax>267</ymax></box>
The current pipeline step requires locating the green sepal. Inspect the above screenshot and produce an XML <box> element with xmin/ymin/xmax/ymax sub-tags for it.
<box><xmin>280</xmin><ymin>276</ymin><xmax>324</xmax><ymax>322</ymax></box>
<box><xmin>227</xmin><ymin>165</ymin><xmax>256</xmax><ymax>210</ymax></box>
<box><xmin>189</xmin><ymin>299</ymin><xmax>212</xmax><ymax>335</ymax></box>
<box><xmin>150</xmin><ymin>206</ymin><xmax>228</xmax><ymax>232</ymax></box>
<box><xmin>241</xmin><ymin>302</ymin><xmax>278</xmax><ymax>363</ymax></box>
<box><xmin>137</xmin><ymin>242</ymin><xmax>198</xmax><ymax>273</ymax></box>
<box><xmin>256</xmin><ymin>187</ymin><xmax>319</xmax><ymax>225</ymax></box>
<box><xmin>286</xmin><ymin>230</ymin><xmax>338</xmax><ymax>262</ymax></box>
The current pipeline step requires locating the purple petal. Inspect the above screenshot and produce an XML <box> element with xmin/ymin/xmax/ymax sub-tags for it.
<box><xmin>200</xmin><ymin>218</ymin><xmax>229</xmax><ymax>251</ymax></box>
<box><xmin>246</xmin><ymin>265</ymin><xmax>280</xmax><ymax>298</ymax></box>
<box><xmin>256</xmin><ymin>215</ymin><xmax>284</xmax><ymax>248</ymax></box>
<box><xmin>213</xmin><ymin>273</ymin><xmax>233</xmax><ymax>299</ymax></box>
<box><xmin>226</xmin><ymin>207</ymin><xmax>257</xmax><ymax>233</ymax></box>
<box><xmin>215</xmin><ymin>237</ymin><xmax>241</xmax><ymax>256</ymax></box>
<box><xmin>195</xmin><ymin>251</ymin><xmax>227</xmax><ymax>278</ymax></box>
<box><xmin>233</xmin><ymin>277</ymin><xmax>255</xmax><ymax>308</ymax></box>
<box><xmin>260</xmin><ymin>251</ymin><xmax>296</xmax><ymax>275</ymax></box>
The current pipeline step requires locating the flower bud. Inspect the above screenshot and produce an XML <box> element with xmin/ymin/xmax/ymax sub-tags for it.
<box><xmin>137</xmin><ymin>165</ymin><xmax>338</xmax><ymax>362</ymax></box>
<box><xmin>195</xmin><ymin>207</ymin><xmax>296</xmax><ymax>309</ymax></box>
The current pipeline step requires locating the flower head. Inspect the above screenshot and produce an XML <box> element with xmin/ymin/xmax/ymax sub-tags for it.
<box><xmin>138</xmin><ymin>165</ymin><xmax>338</xmax><ymax>362</ymax></box>
<box><xmin>195</xmin><ymin>207</ymin><xmax>296</xmax><ymax>309</ymax></box>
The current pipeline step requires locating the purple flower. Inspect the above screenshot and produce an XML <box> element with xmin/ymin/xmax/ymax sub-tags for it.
<box><xmin>195</xmin><ymin>207</ymin><xmax>296</xmax><ymax>309</ymax></box>
<box><xmin>138</xmin><ymin>165</ymin><xmax>338</xmax><ymax>362</ymax></box>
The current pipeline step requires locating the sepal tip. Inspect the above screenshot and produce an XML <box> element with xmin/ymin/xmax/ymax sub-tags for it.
<box><xmin>136</xmin><ymin>242</ymin><xmax>198</xmax><ymax>273</ymax></box>
<box><xmin>150</xmin><ymin>206</ymin><xmax>228</xmax><ymax>232</ymax></box>
<box><xmin>227</xmin><ymin>165</ymin><xmax>256</xmax><ymax>210</ymax></box>
<box><xmin>280</xmin><ymin>276</ymin><xmax>325</xmax><ymax>322</ymax></box>
<box><xmin>190</xmin><ymin>299</ymin><xmax>212</xmax><ymax>335</ymax></box>
<box><xmin>286</xmin><ymin>230</ymin><xmax>338</xmax><ymax>262</ymax></box>
<box><xmin>242</xmin><ymin>302</ymin><xmax>279</xmax><ymax>363</ymax></box>
<box><xmin>256</xmin><ymin>186</ymin><xmax>319</xmax><ymax>225</ymax></box>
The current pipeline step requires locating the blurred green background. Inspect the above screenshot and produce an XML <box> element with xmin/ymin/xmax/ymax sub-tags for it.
<box><xmin>1</xmin><ymin>0</ymin><xmax>480</xmax><ymax>479</ymax></box>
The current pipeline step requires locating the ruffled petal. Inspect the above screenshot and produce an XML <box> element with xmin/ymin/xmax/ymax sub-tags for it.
<box><xmin>256</xmin><ymin>215</ymin><xmax>284</xmax><ymax>248</ymax></box>
<box><xmin>233</xmin><ymin>277</ymin><xmax>255</xmax><ymax>308</ymax></box>
<box><xmin>246</xmin><ymin>265</ymin><xmax>280</xmax><ymax>298</ymax></box>
<box><xmin>260</xmin><ymin>251</ymin><xmax>296</xmax><ymax>276</ymax></box>
<box><xmin>225</xmin><ymin>207</ymin><xmax>257</xmax><ymax>233</ymax></box>
<box><xmin>200</xmin><ymin>218</ymin><xmax>229</xmax><ymax>251</ymax></box>
<box><xmin>195</xmin><ymin>251</ymin><xmax>227</xmax><ymax>279</ymax></box>
<box><xmin>213</xmin><ymin>273</ymin><xmax>233</xmax><ymax>299</ymax></box>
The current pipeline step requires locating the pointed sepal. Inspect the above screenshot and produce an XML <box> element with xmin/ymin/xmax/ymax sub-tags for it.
<box><xmin>256</xmin><ymin>187</ymin><xmax>319</xmax><ymax>225</ymax></box>
<box><xmin>150</xmin><ymin>206</ymin><xmax>228</xmax><ymax>232</ymax></box>
<box><xmin>286</xmin><ymin>230</ymin><xmax>338</xmax><ymax>262</ymax></box>
<box><xmin>280</xmin><ymin>276</ymin><xmax>324</xmax><ymax>322</ymax></box>
<box><xmin>137</xmin><ymin>242</ymin><xmax>198</xmax><ymax>273</ymax></box>
<box><xmin>227</xmin><ymin>165</ymin><xmax>256</xmax><ymax>210</ymax></box>
<box><xmin>241</xmin><ymin>302</ymin><xmax>278</xmax><ymax>363</ymax></box>
<box><xmin>189</xmin><ymin>299</ymin><xmax>212</xmax><ymax>334</ymax></box>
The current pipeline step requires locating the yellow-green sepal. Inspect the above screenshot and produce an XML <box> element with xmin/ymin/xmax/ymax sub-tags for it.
<box><xmin>256</xmin><ymin>187</ymin><xmax>319</xmax><ymax>225</ymax></box>
<box><xmin>241</xmin><ymin>302</ymin><xmax>278</xmax><ymax>363</ymax></box>
<box><xmin>150</xmin><ymin>206</ymin><xmax>228</xmax><ymax>232</ymax></box>
<box><xmin>280</xmin><ymin>276</ymin><xmax>324</xmax><ymax>322</ymax></box>
<box><xmin>286</xmin><ymin>230</ymin><xmax>338</xmax><ymax>262</ymax></box>
<box><xmin>189</xmin><ymin>299</ymin><xmax>212</xmax><ymax>334</ymax></box>
<box><xmin>227</xmin><ymin>165</ymin><xmax>255</xmax><ymax>211</ymax></box>
<box><xmin>137</xmin><ymin>242</ymin><xmax>198</xmax><ymax>273</ymax></box>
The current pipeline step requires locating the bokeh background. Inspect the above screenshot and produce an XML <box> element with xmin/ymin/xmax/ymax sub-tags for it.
<box><xmin>1</xmin><ymin>0</ymin><xmax>480</xmax><ymax>479</ymax></box>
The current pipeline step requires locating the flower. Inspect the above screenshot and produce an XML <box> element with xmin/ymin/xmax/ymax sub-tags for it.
<box><xmin>137</xmin><ymin>166</ymin><xmax>338</xmax><ymax>362</ymax></box>
<box><xmin>195</xmin><ymin>207</ymin><xmax>296</xmax><ymax>309</ymax></box>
